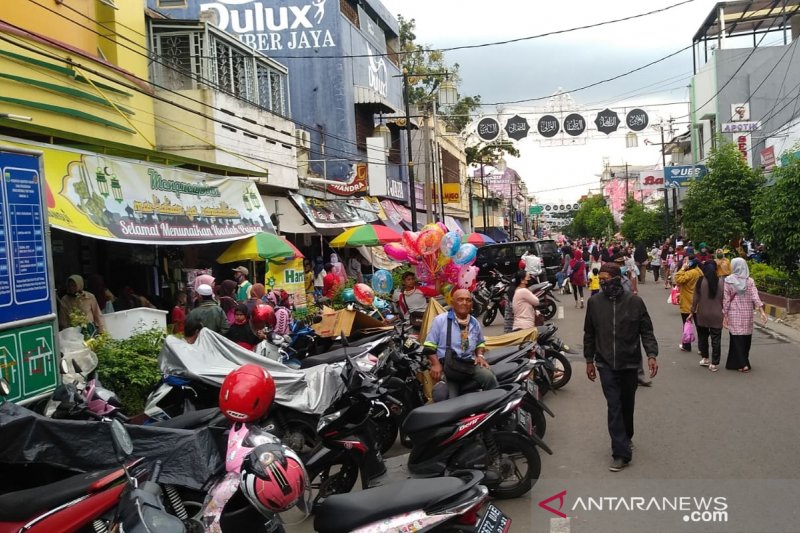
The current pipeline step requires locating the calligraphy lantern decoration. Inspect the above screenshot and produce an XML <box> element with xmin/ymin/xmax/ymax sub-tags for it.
<box><xmin>95</xmin><ymin>166</ymin><xmax>110</xmax><ymax>197</ymax></box>
<box><xmin>594</xmin><ymin>108</ymin><xmax>620</xmax><ymax>135</ymax></box>
<box><xmin>110</xmin><ymin>175</ymin><xmax>123</xmax><ymax>203</ymax></box>
<box><xmin>625</xmin><ymin>108</ymin><xmax>649</xmax><ymax>132</ymax></box>
<box><xmin>504</xmin><ymin>115</ymin><xmax>530</xmax><ymax>141</ymax></box>
<box><xmin>537</xmin><ymin>115</ymin><xmax>560</xmax><ymax>138</ymax></box>
<box><xmin>563</xmin><ymin>113</ymin><xmax>586</xmax><ymax>137</ymax></box>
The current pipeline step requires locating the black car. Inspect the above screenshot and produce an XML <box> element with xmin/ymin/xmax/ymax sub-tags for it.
<box><xmin>475</xmin><ymin>240</ymin><xmax>561</xmax><ymax>285</ymax></box>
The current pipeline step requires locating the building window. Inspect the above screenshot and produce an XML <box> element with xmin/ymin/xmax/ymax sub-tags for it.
<box><xmin>353</xmin><ymin>106</ymin><xmax>373</xmax><ymax>150</ymax></box>
<box><xmin>388</xmin><ymin>128</ymin><xmax>401</xmax><ymax>164</ymax></box>
<box><xmin>340</xmin><ymin>0</ymin><xmax>359</xmax><ymax>26</ymax></box>
<box><xmin>157</xmin><ymin>0</ymin><xmax>187</xmax><ymax>7</ymax></box>
<box><xmin>440</xmin><ymin>148</ymin><xmax>460</xmax><ymax>186</ymax></box>
<box><xmin>151</xmin><ymin>22</ymin><xmax>289</xmax><ymax>116</ymax></box>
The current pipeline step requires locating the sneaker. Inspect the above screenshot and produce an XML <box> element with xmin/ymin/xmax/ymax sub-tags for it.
<box><xmin>699</xmin><ymin>358</ymin><xmax>709</xmax><ymax>366</ymax></box>
<box><xmin>609</xmin><ymin>457</ymin><xmax>630</xmax><ymax>472</ymax></box>
<box><xmin>580</xmin><ymin>298</ymin><xmax>584</xmax><ymax>309</ymax></box>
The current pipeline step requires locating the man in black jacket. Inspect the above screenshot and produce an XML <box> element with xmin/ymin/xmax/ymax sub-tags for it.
<box><xmin>584</xmin><ymin>262</ymin><xmax>658</xmax><ymax>472</ymax></box>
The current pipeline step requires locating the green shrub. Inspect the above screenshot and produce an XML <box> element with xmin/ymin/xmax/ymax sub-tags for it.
<box><xmin>749</xmin><ymin>262</ymin><xmax>800</xmax><ymax>298</ymax></box>
<box><xmin>90</xmin><ymin>328</ymin><xmax>165</xmax><ymax>415</ymax></box>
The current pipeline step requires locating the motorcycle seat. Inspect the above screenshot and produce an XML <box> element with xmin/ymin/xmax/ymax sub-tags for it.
<box><xmin>314</xmin><ymin>477</ymin><xmax>464</xmax><ymax>533</ymax></box>
<box><xmin>484</xmin><ymin>344</ymin><xmax>530</xmax><ymax>364</ymax></box>
<box><xmin>299</xmin><ymin>345</ymin><xmax>371</xmax><ymax>368</ymax></box>
<box><xmin>0</xmin><ymin>467</ymin><xmax>119</xmax><ymax>521</ymax></box>
<box><xmin>403</xmin><ymin>389</ymin><xmax>508</xmax><ymax>434</ymax></box>
<box><xmin>536</xmin><ymin>325</ymin><xmax>556</xmax><ymax>342</ymax></box>
<box><xmin>529</xmin><ymin>282</ymin><xmax>551</xmax><ymax>292</ymax></box>
<box><xmin>149</xmin><ymin>407</ymin><xmax>224</xmax><ymax>429</ymax></box>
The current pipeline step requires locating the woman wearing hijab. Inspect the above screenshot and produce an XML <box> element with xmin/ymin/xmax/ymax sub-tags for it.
<box><xmin>569</xmin><ymin>248</ymin><xmax>587</xmax><ymax>308</ymax></box>
<box><xmin>247</xmin><ymin>283</ymin><xmax>268</xmax><ymax>314</ymax></box>
<box><xmin>217</xmin><ymin>279</ymin><xmax>238</xmax><ymax>325</ymax></box>
<box><xmin>313</xmin><ymin>257</ymin><xmax>326</xmax><ymax>295</ymax></box>
<box><xmin>59</xmin><ymin>275</ymin><xmax>106</xmax><ymax>334</ymax></box>
<box><xmin>510</xmin><ymin>271</ymin><xmax>540</xmax><ymax>331</ymax></box>
<box><xmin>723</xmin><ymin>258</ymin><xmax>767</xmax><ymax>373</ymax></box>
<box><xmin>225</xmin><ymin>304</ymin><xmax>261</xmax><ymax>351</ymax></box>
<box><xmin>674</xmin><ymin>254</ymin><xmax>703</xmax><ymax>353</ymax></box>
<box><xmin>691</xmin><ymin>262</ymin><xmax>724</xmax><ymax>371</ymax></box>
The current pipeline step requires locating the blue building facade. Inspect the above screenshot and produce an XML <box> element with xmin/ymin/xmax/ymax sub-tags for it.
<box><xmin>148</xmin><ymin>0</ymin><xmax>406</xmax><ymax>194</ymax></box>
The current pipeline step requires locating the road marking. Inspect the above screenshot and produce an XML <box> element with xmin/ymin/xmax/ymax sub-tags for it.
<box><xmin>557</xmin><ymin>306</ymin><xmax>564</xmax><ymax>320</ymax></box>
<box><xmin>551</xmin><ymin>517</ymin><xmax>570</xmax><ymax>532</ymax></box>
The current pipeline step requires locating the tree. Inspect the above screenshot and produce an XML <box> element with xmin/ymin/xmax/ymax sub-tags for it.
<box><xmin>569</xmin><ymin>195</ymin><xmax>615</xmax><ymax>238</ymax></box>
<box><xmin>681</xmin><ymin>140</ymin><xmax>764</xmax><ymax>248</ymax></box>
<box><xmin>752</xmin><ymin>150</ymin><xmax>800</xmax><ymax>271</ymax></box>
<box><xmin>620</xmin><ymin>198</ymin><xmax>664</xmax><ymax>246</ymax></box>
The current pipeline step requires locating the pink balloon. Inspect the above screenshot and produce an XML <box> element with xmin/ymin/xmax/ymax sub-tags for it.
<box><xmin>353</xmin><ymin>283</ymin><xmax>375</xmax><ymax>306</ymax></box>
<box><xmin>437</xmin><ymin>222</ymin><xmax>448</xmax><ymax>234</ymax></box>
<box><xmin>457</xmin><ymin>265</ymin><xmax>479</xmax><ymax>290</ymax></box>
<box><xmin>415</xmin><ymin>263</ymin><xmax>432</xmax><ymax>282</ymax></box>
<box><xmin>383</xmin><ymin>242</ymin><xmax>409</xmax><ymax>262</ymax></box>
<box><xmin>402</xmin><ymin>231</ymin><xmax>421</xmax><ymax>256</ymax></box>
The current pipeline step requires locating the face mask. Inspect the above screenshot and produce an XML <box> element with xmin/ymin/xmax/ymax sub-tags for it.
<box><xmin>716</xmin><ymin>253</ymin><xmax>724</xmax><ymax>259</ymax></box>
<box><xmin>234</xmin><ymin>315</ymin><xmax>247</xmax><ymax>325</ymax></box>
<box><xmin>600</xmin><ymin>277</ymin><xmax>625</xmax><ymax>299</ymax></box>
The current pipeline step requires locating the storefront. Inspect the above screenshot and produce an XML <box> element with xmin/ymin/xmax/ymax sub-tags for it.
<box><xmin>0</xmin><ymin>136</ymin><xmax>276</xmax><ymax>311</ymax></box>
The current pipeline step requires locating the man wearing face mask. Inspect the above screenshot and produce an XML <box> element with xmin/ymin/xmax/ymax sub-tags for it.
<box><xmin>715</xmin><ymin>249</ymin><xmax>732</xmax><ymax>277</ymax></box>
<box><xmin>584</xmin><ymin>262</ymin><xmax>658</xmax><ymax>472</ymax></box>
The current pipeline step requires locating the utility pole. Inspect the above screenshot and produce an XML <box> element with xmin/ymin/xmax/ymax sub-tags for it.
<box><xmin>422</xmin><ymin>108</ymin><xmax>433</xmax><ymax>224</ymax></box>
<box><xmin>480</xmin><ymin>163</ymin><xmax>488</xmax><ymax>232</ymax></box>
<box><xmin>402</xmin><ymin>71</ymin><xmax>418</xmax><ymax>230</ymax></box>
<box><xmin>624</xmin><ymin>162</ymin><xmax>630</xmax><ymax>200</ymax></box>
<box><xmin>660</xmin><ymin>122</ymin><xmax>671</xmax><ymax>235</ymax></box>
<box><xmin>509</xmin><ymin>180</ymin><xmax>515</xmax><ymax>239</ymax></box>
<box><xmin>468</xmin><ymin>175</ymin><xmax>473</xmax><ymax>230</ymax></box>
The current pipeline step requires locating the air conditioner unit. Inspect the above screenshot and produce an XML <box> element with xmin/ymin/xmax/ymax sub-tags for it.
<box><xmin>295</xmin><ymin>130</ymin><xmax>311</xmax><ymax>150</ymax></box>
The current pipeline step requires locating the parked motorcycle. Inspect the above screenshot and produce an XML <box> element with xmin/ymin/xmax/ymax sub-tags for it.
<box><xmin>481</xmin><ymin>271</ymin><xmax>512</xmax><ymax>326</ymax></box>
<box><xmin>305</xmin><ymin>356</ymin><xmax>548</xmax><ymax>509</ymax></box>
<box><xmin>314</xmin><ymin>470</ymin><xmax>510</xmax><ymax>533</ymax></box>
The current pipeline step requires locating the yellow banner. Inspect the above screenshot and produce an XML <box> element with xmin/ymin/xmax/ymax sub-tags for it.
<box><xmin>0</xmin><ymin>138</ymin><xmax>274</xmax><ymax>244</ymax></box>
<box><xmin>432</xmin><ymin>183</ymin><xmax>461</xmax><ymax>203</ymax></box>
<box><xmin>265</xmin><ymin>258</ymin><xmax>307</xmax><ymax>309</ymax></box>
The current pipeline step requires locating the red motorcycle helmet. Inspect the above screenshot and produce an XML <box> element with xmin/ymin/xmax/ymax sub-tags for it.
<box><xmin>250</xmin><ymin>304</ymin><xmax>276</xmax><ymax>330</ymax></box>
<box><xmin>219</xmin><ymin>364</ymin><xmax>276</xmax><ymax>423</ymax></box>
<box><xmin>240</xmin><ymin>443</ymin><xmax>307</xmax><ymax>514</ymax></box>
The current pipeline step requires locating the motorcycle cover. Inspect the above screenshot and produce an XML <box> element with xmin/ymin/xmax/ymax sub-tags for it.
<box><xmin>0</xmin><ymin>402</ymin><xmax>223</xmax><ymax>490</ymax></box>
<box><xmin>158</xmin><ymin>329</ymin><xmax>345</xmax><ymax>415</ymax></box>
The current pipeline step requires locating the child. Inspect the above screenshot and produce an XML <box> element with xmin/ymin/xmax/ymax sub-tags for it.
<box><xmin>589</xmin><ymin>268</ymin><xmax>600</xmax><ymax>296</ymax></box>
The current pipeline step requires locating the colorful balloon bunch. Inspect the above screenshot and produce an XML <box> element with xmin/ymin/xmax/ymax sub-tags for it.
<box><xmin>383</xmin><ymin>223</ymin><xmax>480</xmax><ymax>300</ymax></box>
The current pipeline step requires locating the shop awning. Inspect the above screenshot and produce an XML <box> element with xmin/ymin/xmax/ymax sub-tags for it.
<box><xmin>13</xmin><ymin>139</ymin><xmax>274</xmax><ymax>244</ymax></box>
<box><xmin>262</xmin><ymin>195</ymin><xmax>316</xmax><ymax>234</ymax></box>
<box><xmin>380</xmin><ymin>199</ymin><xmax>425</xmax><ymax>231</ymax></box>
<box><xmin>289</xmin><ymin>193</ymin><xmax>389</xmax><ymax>235</ymax></box>
<box><xmin>444</xmin><ymin>216</ymin><xmax>465</xmax><ymax>234</ymax></box>
<box><xmin>482</xmin><ymin>227</ymin><xmax>510</xmax><ymax>243</ymax></box>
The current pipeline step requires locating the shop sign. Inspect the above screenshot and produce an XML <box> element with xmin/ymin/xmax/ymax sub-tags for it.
<box><xmin>722</xmin><ymin>121</ymin><xmax>761</xmax><ymax>133</ymax></box>
<box><xmin>289</xmin><ymin>193</ymin><xmax>363</xmax><ymax>228</ymax></box>
<box><xmin>432</xmin><ymin>183</ymin><xmax>461</xmax><ymax>203</ymax></box>
<box><xmin>736</xmin><ymin>134</ymin><xmax>752</xmax><ymax>167</ymax></box>
<box><xmin>265</xmin><ymin>257</ymin><xmax>306</xmax><ymax>310</ymax></box>
<box><xmin>760</xmin><ymin>146</ymin><xmax>776</xmax><ymax>171</ymax></box>
<box><xmin>664</xmin><ymin>165</ymin><xmax>708</xmax><ymax>187</ymax></box>
<box><xmin>326</xmin><ymin>164</ymin><xmax>368</xmax><ymax>196</ymax></box>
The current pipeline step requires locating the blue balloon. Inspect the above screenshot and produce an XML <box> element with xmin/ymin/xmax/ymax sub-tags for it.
<box><xmin>453</xmin><ymin>243</ymin><xmax>478</xmax><ymax>265</ymax></box>
<box><xmin>440</xmin><ymin>231</ymin><xmax>462</xmax><ymax>257</ymax></box>
<box><xmin>371</xmin><ymin>269</ymin><xmax>394</xmax><ymax>294</ymax></box>
<box><xmin>342</xmin><ymin>288</ymin><xmax>355</xmax><ymax>303</ymax></box>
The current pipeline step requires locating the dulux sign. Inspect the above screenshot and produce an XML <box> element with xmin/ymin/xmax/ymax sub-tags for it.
<box><xmin>664</xmin><ymin>165</ymin><xmax>708</xmax><ymax>187</ymax></box>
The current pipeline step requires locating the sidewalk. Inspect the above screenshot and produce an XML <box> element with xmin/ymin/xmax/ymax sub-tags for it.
<box><xmin>759</xmin><ymin>310</ymin><xmax>800</xmax><ymax>342</ymax></box>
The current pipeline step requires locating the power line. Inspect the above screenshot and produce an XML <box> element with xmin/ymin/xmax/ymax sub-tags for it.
<box><xmin>478</xmin><ymin>45</ymin><xmax>693</xmax><ymax>106</ymax></box>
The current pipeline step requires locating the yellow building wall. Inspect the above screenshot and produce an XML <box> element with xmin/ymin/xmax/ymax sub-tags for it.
<box><xmin>0</xmin><ymin>0</ymin><xmax>156</xmax><ymax>151</ymax></box>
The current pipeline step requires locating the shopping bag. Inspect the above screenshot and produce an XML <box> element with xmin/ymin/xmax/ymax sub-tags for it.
<box><xmin>682</xmin><ymin>318</ymin><xmax>696</xmax><ymax>344</ymax></box>
<box><xmin>670</xmin><ymin>285</ymin><xmax>680</xmax><ymax>305</ymax></box>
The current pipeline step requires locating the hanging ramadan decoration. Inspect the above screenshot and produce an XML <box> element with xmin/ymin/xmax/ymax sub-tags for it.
<box><xmin>537</xmin><ymin>115</ymin><xmax>560</xmax><ymax>138</ymax></box>
<box><xmin>504</xmin><ymin>115</ymin><xmax>530</xmax><ymax>141</ymax></box>
<box><xmin>476</xmin><ymin>117</ymin><xmax>501</xmax><ymax>142</ymax></box>
<box><xmin>594</xmin><ymin>108</ymin><xmax>620</xmax><ymax>135</ymax></box>
<box><xmin>563</xmin><ymin>113</ymin><xmax>586</xmax><ymax>137</ymax></box>
<box><xmin>626</xmin><ymin>108</ymin><xmax>649</xmax><ymax>131</ymax></box>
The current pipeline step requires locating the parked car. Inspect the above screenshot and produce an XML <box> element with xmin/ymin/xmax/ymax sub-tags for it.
<box><xmin>475</xmin><ymin>240</ymin><xmax>561</xmax><ymax>285</ymax></box>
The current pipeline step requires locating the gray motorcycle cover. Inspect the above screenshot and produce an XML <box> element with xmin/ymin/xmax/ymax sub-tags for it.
<box><xmin>158</xmin><ymin>329</ymin><xmax>347</xmax><ymax>415</ymax></box>
<box><xmin>0</xmin><ymin>402</ymin><xmax>223</xmax><ymax>490</ymax></box>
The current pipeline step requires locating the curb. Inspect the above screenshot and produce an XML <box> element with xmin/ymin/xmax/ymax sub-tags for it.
<box><xmin>763</xmin><ymin>303</ymin><xmax>786</xmax><ymax>321</ymax></box>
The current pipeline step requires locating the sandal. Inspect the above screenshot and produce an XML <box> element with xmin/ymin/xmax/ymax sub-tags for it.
<box><xmin>708</xmin><ymin>364</ymin><xmax>718</xmax><ymax>372</ymax></box>
<box><xmin>738</xmin><ymin>367</ymin><xmax>751</xmax><ymax>373</ymax></box>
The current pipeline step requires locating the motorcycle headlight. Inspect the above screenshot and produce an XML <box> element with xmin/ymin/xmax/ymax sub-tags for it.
<box><xmin>317</xmin><ymin>409</ymin><xmax>344</xmax><ymax>433</ymax></box>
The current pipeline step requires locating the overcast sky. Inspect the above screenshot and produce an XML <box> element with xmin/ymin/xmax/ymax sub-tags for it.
<box><xmin>378</xmin><ymin>0</ymin><xmax>734</xmax><ymax>203</ymax></box>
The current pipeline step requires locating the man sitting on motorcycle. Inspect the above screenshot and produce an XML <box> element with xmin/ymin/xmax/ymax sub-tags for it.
<box><xmin>423</xmin><ymin>289</ymin><xmax>498</xmax><ymax>398</ymax></box>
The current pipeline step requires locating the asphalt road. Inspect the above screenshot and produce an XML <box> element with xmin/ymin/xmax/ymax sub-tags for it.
<box><xmin>288</xmin><ymin>280</ymin><xmax>800</xmax><ymax>533</ymax></box>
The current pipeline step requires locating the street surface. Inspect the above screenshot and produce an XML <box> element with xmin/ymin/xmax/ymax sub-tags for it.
<box><xmin>288</xmin><ymin>280</ymin><xmax>800</xmax><ymax>533</ymax></box>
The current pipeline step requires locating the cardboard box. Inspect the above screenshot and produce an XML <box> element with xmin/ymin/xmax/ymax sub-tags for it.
<box><xmin>312</xmin><ymin>306</ymin><xmax>393</xmax><ymax>338</ymax></box>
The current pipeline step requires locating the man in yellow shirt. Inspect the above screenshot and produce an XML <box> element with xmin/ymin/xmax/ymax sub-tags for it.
<box><xmin>714</xmin><ymin>249</ymin><xmax>732</xmax><ymax>277</ymax></box>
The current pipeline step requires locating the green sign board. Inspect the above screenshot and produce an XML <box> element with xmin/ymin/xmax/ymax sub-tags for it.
<box><xmin>529</xmin><ymin>205</ymin><xmax>544</xmax><ymax>215</ymax></box>
<box><xmin>0</xmin><ymin>322</ymin><xmax>57</xmax><ymax>403</ymax></box>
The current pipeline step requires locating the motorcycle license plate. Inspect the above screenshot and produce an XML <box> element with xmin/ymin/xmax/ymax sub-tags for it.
<box><xmin>516</xmin><ymin>408</ymin><xmax>533</xmax><ymax>436</ymax></box>
<box><xmin>477</xmin><ymin>503</ymin><xmax>512</xmax><ymax>533</ymax></box>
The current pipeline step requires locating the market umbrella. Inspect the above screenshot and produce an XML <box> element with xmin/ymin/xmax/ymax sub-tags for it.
<box><xmin>464</xmin><ymin>232</ymin><xmax>496</xmax><ymax>247</ymax></box>
<box><xmin>329</xmin><ymin>224</ymin><xmax>402</xmax><ymax>248</ymax></box>
<box><xmin>217</xmin><ymin>232</ymin><xmax>303</xmax><ymax>263</ymax></box>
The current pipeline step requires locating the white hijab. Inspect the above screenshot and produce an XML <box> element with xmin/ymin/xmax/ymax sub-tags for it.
<box><xmin>725</xmin><ymin>257</ymin><xmax>749</xmax><ymax>295</ymax></box>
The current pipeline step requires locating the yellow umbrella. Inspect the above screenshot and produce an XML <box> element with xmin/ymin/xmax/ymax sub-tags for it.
<box><xmin>217</xmin><ymin>232</ymin><xmax>303</xmax><ymax>264</ymax></box>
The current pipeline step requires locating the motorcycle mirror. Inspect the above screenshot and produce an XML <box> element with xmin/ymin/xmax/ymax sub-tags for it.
<box><xmin>0</xmin><ymin>378</ymin><xmax>9</xmax><ymax>396</ymax></box>
<box><xmin>59</xmin><ymin>358</ymin><xmax>70</xmax><ymax>374</ymax></box>
<box><xmin>110</xmin><ymin>418</ymin><xmax>134</xmax><ymax>459</ymax></box>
